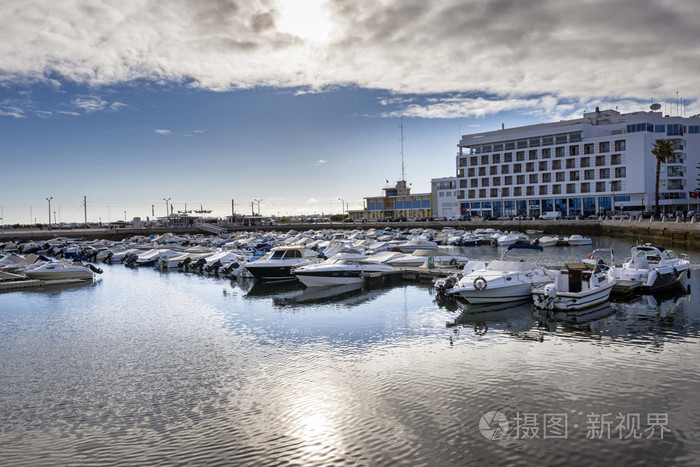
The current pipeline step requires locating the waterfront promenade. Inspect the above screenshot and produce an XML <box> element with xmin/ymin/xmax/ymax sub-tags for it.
<box><xmin>2</xmin><ymin>218</ymin><xmax>700</xmax><ymax>250</ymax></box>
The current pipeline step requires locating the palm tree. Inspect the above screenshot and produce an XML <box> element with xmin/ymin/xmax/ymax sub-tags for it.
<box><xmin>652</xmin><ymin>139</ymin><xmax>675</xmax><ymax>217</ymax></box>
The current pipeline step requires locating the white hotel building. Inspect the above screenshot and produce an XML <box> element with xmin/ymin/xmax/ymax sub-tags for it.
<box><xmin>454</xmin><ymin>108</ymin><xmax>700</xmax><ymax>218</ymax></box>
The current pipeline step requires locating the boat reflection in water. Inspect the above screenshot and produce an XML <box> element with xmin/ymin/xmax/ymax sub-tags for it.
<box><xmin>444</xmin><ymin>299</ymin><xmax>538</xmax><ymax>340</ymax></box>
<box><xmin>274</xmin><ymin>283</ymin><xmax>392</xmax><ymax>307</ymax></box>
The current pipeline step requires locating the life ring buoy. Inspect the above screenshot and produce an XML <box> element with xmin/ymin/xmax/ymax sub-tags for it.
<box><xmin>587</xmin><ymin>253</ymin><xmax>594</xmax><ymax>260</ymax></box>
<box><xmin>473</xmin><ymin>276</ymin><xmax>488</xmax><ymax>291</ymax></box>
<box><xmin>474</xmin><ymin>322</ymin><xmax>488</xmax><ymax>335</ymax></box>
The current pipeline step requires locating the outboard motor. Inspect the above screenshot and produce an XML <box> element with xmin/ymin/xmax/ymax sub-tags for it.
<box><xmin>221</xmin><ymin>262</ymin><xmax>240</xmax><ymax>275</ymax></box>
<box><xmin>104</xmin><ymin>251</ymin><xmax>114</xmax><ymax>263</ymax></box>
<box><xmin>192</xmin><ymin>257</ymin><xmax>207</xmax><ymax>271</ymax></box>
<box><xmin>178</xmin><ymin>257</ymin><xmax>192</xmax><ymax>269</ymax></box>
<box><xmin>87</xmin><ymin>264</ymin><xmax>103</xmax><ymax>274</ymax></box>
<box><xmin>123</xmin><ymin>253</ymin><xmax>139</xmax><ymax>267</ymax></box>
<box><xmin>205</xmin><ymin>260</ymin><xmax>222</xmax><ymax>273</ymax></box>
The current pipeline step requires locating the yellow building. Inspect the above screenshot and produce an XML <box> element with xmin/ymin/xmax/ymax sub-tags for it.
<box><xmin>350</xmin><ymin>180</ymin><xmax>431</xmax><ymax>221</ymax></box>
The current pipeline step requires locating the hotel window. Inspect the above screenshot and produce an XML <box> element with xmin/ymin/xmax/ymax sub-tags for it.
<box><xmin>501</xmin><ymin>165</ymin><xmax>510</xmax><ymax>174</ymax></box>
<box><xmin>516</xmin><ymin>151</ymin><xmax>525</xmax><ymax>161</ymax></box>
<box><xmin>459</xmin><ymin>158</ymin><xmax>467</xmax><ymax>167</ymax></box>
<box><xmin>581</xmin><ymin>182</ymin><xmax>590</xmax><ymax>193</ymax></box>
<box><xmin>570</xmin><ymin>171</ymin><xmax>580</xmax><ymax>181</ymax></box>
<box><xmin>501</xmin><ymin>187</ymin><xmax>509</xmax><ymax>196</ymax></box>
<box><xmin>556</xmin><ymin>172</ymin><xmax>565</xmax><ymax>182</ymax></box>
<box><xmin>505</xmin><ymin>176</ymin><xmax>513</xmax><ymax>185</ymax></box>
<box><xmin>529</xmin><ymin>150</ymin><xmax>538</xmax><ymax>160</ymax></box>
<box><xmin>516</xmin><ymin>139</ymin><xmax>526</xmax><ymax>149</ymax></box>
<box><xmin>566</xmin><ymin>184</ymin><xmax>576</xmax><ymax>194</ymax></box>
<box><xmin>529</xmin><ymin>137</ymin><xmax>541</xmax><ymax>147</ymax></box>
<box><xmin>490</xmin><ymin>166</ymin><xmax>498</xmax><ymax>175</ymax></box>
<box><xmin>526</xmin><ymin>186</ymin><xmax>535</xmax><ymax>196</ymax></box>
<box><xmin>611</xmin><ymin>154</ymin><xmax>621</xmax><ymax>165</ymax></box>
<box><xmin>556</xmin><ymin>134</ymin><xmax>568</xmax><ymax>144</ymax></box>
<box><xmin>542</xmin><ymin>173</ymin><xmax>552</xmax><ymax>183</ymax></box>
<box><xmin>479</xmin><ymin>189</ymin><xmax>486</xmax><ymax>198</ymax></box>
<box><xmin>493</xmin><ymin>177</ymin><xmax>501</xmax><ymax>186</ymax></box>
<box><xmin>505</xmin><ymin>140</ymin><xmax>515</xmax><ymax>150</ymax></box>
<box><xmin>504</xmin><ymin>152</ymin><xmax>513</xmax><ymax>162</ymax></box>
<box><xmin>514</xmin><ymin>187</ymin><xmax>522</xmax><ymax>196</ymax></box>
<box><xmin>584</xmin><ymin>143</ymin><xmax>594</xmax><ymax>154</ymax></box>
<box><xmin>614</xmin><ymin>140</ymin><xmax>626</xmax><ymax>151</ymax></box>
<box><xmin>529</xmin><ymin>174</ymin><xmax>538</xmax><ymax>184</ymax></box>
<box><xmin>596</xmin><ymin>182</ymin><xmax>606</xmax><ymax>192</ymax></box>
<box><xmin>610</xmin><ymin>180</ymin><xmax>622</xmax><ymax>191</ymax></box>
<box><xmin>566</xmin><ymin>158</ymin><xmax>576</xmax><ymax>169</ymax></box>
<box><xmin>599</xmin><ymin>141</ymin><xmax>610</xmax><ymax>152</ymax></box>
<box><xmin>492</xmin><ymin>153</ymin><xmax>501</xmax><ymax>163</ymax></box>
<box><xmin>539</xmin><ymin>161</ymin><xmax>548</xmax><ymax>171</ymax></box>
<box><xmin>542</xmin><ymin>135</ymin><xmax>554</xmax><ymax>146</ymax></box>
<box><xmin>481</xmin><ymin>178</ymin><xmax>489</xmax><ymax>187</ymax></box>
<box><xmin>517</xmin><ymin>175</ymin><xmax>525</xmax><ymax>185</ymax></box>
<box><xmin>581</xmin><ymin>157</ymin><xmax>590</xmax><ymax>168</ymax></box>
<box><xmin>552</xmin><ymin>160</ymin><xmax>561</xmax><ymax>170</ymax></box>
<box><xmin>539</xmin><ymin>185</ymin><xmax>548</xmax><ymax>195</ymax></box>
<box><xmin>569</xmin><ymin>132</ymin><xmax>582</xmax><ymax>143</ymax></box>
<box><xmin>468</xmin><ymin>168</ymin><xmax>475</xmax><ymax>177</ymax></box>
<box><xmin>481</xmin><ymin>155</ymin><xmax>489</xmax><ymax>164</ymax></box>
<box><xmin>668</xmin><ymin>180</ymin><xmax>685</xmax><ymax>190</ymax></box>
<box><xmin>458</xmin><ymin>169</ymin><xmax>464</xmax><ymax>177</ymax></box>
<box><xmin>599</xmin><ymin>168</ymin><xmax>610</xmax><ymax>179</ymax></box>
<box><xmin>468</xmin><ymin>190</ymin><xmax>476</xmax><ymax>198</ymax></box>
<box><xmin>569</xmin><ymin>145</ymin><xmax>579</xmax><ymax>156</ymax></box>
<box><xmin>526</xmin><ymin>162</ymin><xmax>535</xmax><ymax>172</ymax></box>
<box><xmin>482</xmin><ymin>145</ymin><xmax>492</xmax><ymax>153</ymax></box>
<box><xmin>490</xmin><ymin>188</ymin><xmax>499</xmax><ymax>198</ymax></box>
<box><xmin>470</xmin><ymin>156</ymin><xmax>478</xmax><ymax>166</ymax></box>
<box><xmin>584</xmin><ymin>169</ymin><xmax>595</xmax><ymax>180</ymax></box>
<box><xmin>655</xmin><ymin>124</ymin><xmax>665</xmax><ymax>133</ymax></box>
<box><xmin>555</xmin><ymin>147</ymin><xmax>565</xmax><ymax>157</ymax></box>
<box><xmin>667</xmin><ymin>124</ymin><xmax>683</xmax><ymax>136</ymax></box>
<box><xmin>595</xmin><ymin>156</ymin><xmax>606</xmax><ymax>167</ymax></box>
<box><xmin>494</xmin><ymin>142</ymin><xmax>504</xmax><ymax>151</ymax></box>
<box><xmin>479</xmin><ymin>167</ymin><xmax>486</xmax><ymax>176</ymax></box>
<box><xmin>541</xmin><ymin>148</ymin><xmax>551</xmax><ymax>158</ymax></box>
<box><xmin>460</xmin><ymin>180</ymin><xmax>469</xmax><ymax>188</ymax></box>
<box><xmin>513</xmin><ymin>164</ymin><xmax>522</xmax><ymax>173</ymax></box>
<box><xmin>471</xmin><ymin>179</ymin><xmax>478</xmax><ymax>187</ymax></box>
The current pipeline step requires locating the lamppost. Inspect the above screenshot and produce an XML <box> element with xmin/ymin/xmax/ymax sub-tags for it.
<box><xmin>163</xmin><ymin>197</ymin><xmax>171</xmax><ymax>223</ymax></box>
<box><xmin>337</xmin><ymin>197</ymin><xmax>346</xmax><ymax>218</ymax></box>
<box><xmin>46</xmin><ymin>197</ymin><xmax>53</xmax><ymax>229</ymax></box>
<box><xmin>253</xmin><ymin>199</ymin><xmax>263</xmax><ymax>215</ymax></box>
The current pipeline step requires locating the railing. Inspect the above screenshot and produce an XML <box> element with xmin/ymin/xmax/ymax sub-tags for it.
<box><xmin>197</xmin><ymin>223</ymin><xmax>227</xmax><ymax>235</ymax></box>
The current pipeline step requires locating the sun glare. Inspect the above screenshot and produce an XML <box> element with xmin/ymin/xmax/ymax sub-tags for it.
<box><xmin>276</xmin><ymin>0</ymin><xmax>333</xmax><ymax>43</ymax></box>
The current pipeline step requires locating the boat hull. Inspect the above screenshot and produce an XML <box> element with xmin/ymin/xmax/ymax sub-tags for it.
<box><xmin>448</xmin><ymin>283</ymin><xmax>535</xmax><ymax>304</ymax></box>
<box><xmin>533</xmin><ymin>281</ymin><xmax>615</xmax><ymax>311</ymax></box>
<box><xmin>244</xmin><ymin>264</ymin><xmax>298</xmax><ymax>281</ymax></box>
<box><xmin>294</xmin><ymin>270</ymin><xmax>366</xmax><ymax>287</ymax></box>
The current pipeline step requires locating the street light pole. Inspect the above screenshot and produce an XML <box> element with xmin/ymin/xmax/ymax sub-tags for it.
<box><xmin>254</xmin><ymin>199</ymin><xmax>263</xmax><ymax>215</ymax></box>
<box><xmin>337</xmin><ymin>197</ymin><xmax>346</xmax><ymax>218</ymax></box>
<box><xmin>163</xmin><ymin>197</ymin><xmax>171</xmax><ymax>223</ymax></box>
<box><xmin>46</xmin><ymin>197</ymin><xmax>53</xmax><ymax>228</ymax></box>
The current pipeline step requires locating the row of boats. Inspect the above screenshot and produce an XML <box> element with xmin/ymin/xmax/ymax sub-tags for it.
<box><xmin>0</xmin><ymin>228</ymin><xmax>692</xmax><ymax>311</ymax></box>
<box><xmin>435</xmin><ymin>244</ymin><xmax>691</xmax><ymax>311</ymax></box>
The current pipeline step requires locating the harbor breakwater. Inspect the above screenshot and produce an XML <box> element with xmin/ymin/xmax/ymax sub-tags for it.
<box><xmin>2</xmin><ymin>219</ymin><xmax>700</xmax><ymax>250</ymax></box>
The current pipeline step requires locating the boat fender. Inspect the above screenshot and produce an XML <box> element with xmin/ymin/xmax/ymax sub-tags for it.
<box><xmin>473</xmin><ymin>276</ymin><xmax>487</xmax><ymax>291</ymax></box>
<box><xmin>673</xmin><ymin>267</ymin><xmax>679</xmax><ymax>278</ymax></box>
<box><xmin>646</xmin><ymin>270</ymin><xmax>658</xmax><ymax>287</ymax></box>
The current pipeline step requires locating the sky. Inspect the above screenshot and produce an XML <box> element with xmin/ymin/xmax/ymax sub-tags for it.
<box><xmin>1</xmin><ymin>0</ymin><xmax>699</xmax><ymax>224</ymax></box>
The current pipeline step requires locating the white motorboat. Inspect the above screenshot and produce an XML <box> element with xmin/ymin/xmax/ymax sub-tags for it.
<box><xmin>24</xmin><ymin>261</ymin><xmax>98</xmax><ymax>281</ymax></box>
<box><xmin>441</xmin><ymin>244</ymin><xmax>557</xmax><ymax>304</ymax></box>
<box><xmin>387</xmin><ymin>249</ymin><xmax>469</xmax><ymax>268</ymax></box>
<box><xmin>532</xmin><ymin>256</ymin><xmax>616</xmax><ymax>311</ymax></box>
<box><xmin>565</xmin><ymin>235</ymin><xmax>592</xmax><ymax>246</ymax></box>
<box><xmin>243</xmin><ymin>246</ymin><xmax>322</xmax><ymax>281</ymax></box>
<box><xmin>610</xmin><ymin>244</ymin><xmax>690</xmax><ymax>293</ymax></box>
<box><xmin>293</xmin><ymin>254</ymin><xmax>396</xmax><ymax>287</ymax></box>
<box><xmin>397</xmin><ymin>238</ymin><xmax>438</xmax><ymax>253</ymax></box>
<box><xmin>537</xmin><ymin>236</ymin><xmax>559</xmax><ymax>247</ymax></box>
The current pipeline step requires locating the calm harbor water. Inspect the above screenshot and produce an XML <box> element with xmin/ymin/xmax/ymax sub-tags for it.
<box><xmin>2</xmin><ymin>235</ymin><xmax>700</xmax><ymax>465</ymax></box>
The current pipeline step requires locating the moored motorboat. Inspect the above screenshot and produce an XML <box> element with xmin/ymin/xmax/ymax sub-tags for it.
<box><xmin>532</xmin><ymin>255</ymin><xmax>616</xmax><ymax>311</ymax></box>
<box><xmin>243</xmin><ymin>245</ymin><xmax>322</xmax><ymax>281</ymax></box>
<box><xmin>293</xmin><ymin>254</ymin><xmax>396</xmax><ymax>287</ymax></box>
<box><xmin>440</xmin><ymin>244</ymin><xmax>557</xmax><ymax>304</ymax></box>
<box><xmin>565</xmin><ymin>235</ymin><xmax>593</xmax><ymax>246</ymax></box>
<box><xmin>24</xmin><ymin>261</ymin><xmax>99</xmax><ymax>281</ymax></box>
<box><xmin>610</xmin><ymin>244</ymin><xmax>690</xmax><ymax>293</ymax></box>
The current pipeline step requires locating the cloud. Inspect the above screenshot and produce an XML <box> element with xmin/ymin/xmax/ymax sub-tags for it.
<box><xmin>0</xmin><ymin>0</ymin><xmax>698</xmax><ymax>116</ymax></box>
<box><xmin>316</xmin><ymin>159</ymin><xmax>327</xmax><ymax>165</ymax></box>
<box><xmin>154</xmin><ymin>129</ymin><xmax>172</xmax><ymax>135</ymax></box>
<box><xmin>306</xmin><ymin>198</ymin><xmax>319</xmax><ymax>203</ymax></box>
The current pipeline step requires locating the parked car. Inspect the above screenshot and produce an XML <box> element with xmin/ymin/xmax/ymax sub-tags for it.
<box><xmin>640</xmin><ymin>211</ymin><xmax>655</xmax><ymax>219</ymax></box>
<box><xmin>611</xmin><ymin>212</ymin><xmax>631</xmax><ymax>220</ymax></box>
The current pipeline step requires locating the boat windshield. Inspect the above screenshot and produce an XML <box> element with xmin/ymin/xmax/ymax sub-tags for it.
<box><xmin>486</xmin><ymin>260</ymin><xmax>538</xmax><ymax>272</ymax></box>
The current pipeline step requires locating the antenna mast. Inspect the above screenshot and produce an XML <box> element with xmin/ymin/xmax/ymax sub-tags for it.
<box><xmin>399</xmin><ymin>117</ymin><xmax>405</xmax><ymax>181</ymax></box>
